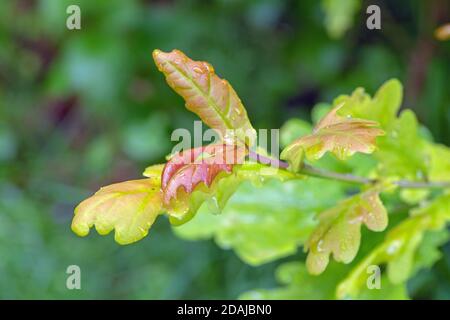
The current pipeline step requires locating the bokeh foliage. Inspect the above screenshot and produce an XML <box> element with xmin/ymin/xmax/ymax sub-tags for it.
<box><xmin>0</xmin><ymin>0</ymin><xmax>449</xmax><ymax>299</ymax></box>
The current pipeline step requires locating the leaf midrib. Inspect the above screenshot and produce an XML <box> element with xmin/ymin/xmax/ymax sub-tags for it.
<box><xmin>166</xmin><ymin>61</ymin><xmax>234</xmax><ymax>131</ymax></box>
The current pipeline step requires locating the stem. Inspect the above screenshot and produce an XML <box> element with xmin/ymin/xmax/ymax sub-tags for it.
<box><xmin>301</xmin><ymin>164</ymin><xmax>375</xmax><ymax>185</ymax></box>
<box><xmin>248</xmin><ymin>150</ymin><xmax>289</xmax><ymax>169</ymax></box>
<box><xmin>393</xmin><ymin>180</ymin><xmax>450</xmax><ymax>189</ymax></box>
<box><xmin>250</xmin><ymin>151</ymin><xmax>450</xmax><ymax>189</ymax></box>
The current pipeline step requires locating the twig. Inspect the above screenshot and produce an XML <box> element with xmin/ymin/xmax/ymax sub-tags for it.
<box><xmin>249</xmin><ymin>150</ymin><xmax>450</xmax><ymax>189</ymax></box>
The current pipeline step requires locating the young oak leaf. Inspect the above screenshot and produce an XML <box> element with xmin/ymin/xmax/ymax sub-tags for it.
<box><xmin>143</xmin><ymin>162</ymin><xmax>299</xmax><ymax>228</ymax></box>
<box><xmin>281</xmin><ymin>103</ymin><xmax>384</xmax><ymax>170</ymax></box>
<box><xmin>160</xmin><ymin>143</ymin><xmax>246</xmax><ymax>220</ymax></box>
<box><xmin>337</xmin><ymin>192</ymin><xmax>450</xmax><ymax>299</ymax></box>
<box><xmin>305</xmin><ymin>187</ymin><xmax>388</xmax><ymax>275</ymax></box>
<box><xmin>153</xmin><ymin>49</ymin><xmax>256</xmax><ymax>145</ymax></box>
<box><xmin>71</xmin><ymin>178</ymin><xmax>163</xmax><ymax>245</ymax></box>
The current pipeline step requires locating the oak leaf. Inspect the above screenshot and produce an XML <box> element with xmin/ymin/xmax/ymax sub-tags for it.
<box><xmin>281</xmin><ymin>103</ymin><xmax>384</xmax><ymax>170</ymax></box>
<box><xmin>160</xmin><ymin>144</ymin><xmax>246</xmax><ymax>218</ymax></box>
<box><xmin>153</xmin><ymin>49</ymin><xmax>256</xmax><ymax>145</ymax></box>
<box><xmin>305</xmin><ymin>187</ymin><xmax>388</xmax><ymax>275</ymax></box>
<box><xmin>337</xmin><ymin>192</ymin><xmax>450</xmax><ymax>299</ymax></box>
<box><xmin>71</xmin><ymin>178</ymin><xmax>163</xmax><ymax>245</ymax></box>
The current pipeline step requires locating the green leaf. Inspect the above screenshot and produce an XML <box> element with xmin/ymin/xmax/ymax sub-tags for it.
<box><xmin>153</xmin><ymin>49</ymin><xmax>257</xmax><ymax>145</ymax></box>
<box><xmin>337</xmin><ymin>192</ymin><xmax>450</xmax><ymax>299</ymax></box>
<box><xmin>413</xmin><ymin>229</ymin><xmax>449</xmax><ymax>274</ymax></box>
<box><xmin>337</xmin><ymin>79</ymin><xmax>403</xmax><ymax>130</ymax></box>
<box><xmin>240</xmin><ymin>262</ymin><xmax>344</xmax><ymax>299</ymax></box>
<box><xmin>240</xmin><ymin>261</ymin><xmax>407</xmax><ymax>300</ymax></box>
<box><xmin>375</xmin><ymin>110</ymin><xmax>429</xmax><ymax>181</ymax></box>
<box><xmin>175</xmin><ymin>176</ymin><xmax>345</xmax><ymax>265</ymax></box>
<box><xmin>71</xmin><ymin>178</ymin><xmax>163</xmax><ymax>245</ymax></box>
<box><xmin>427</xmin><ymin>142</ymin><xmax>450</xmax><ymax>181</ymax></box>
<box><xmin>305</xmin><ymin>186</ymin><xmax>388</xmax><ymax>275</ymax></box>
<box><xmin>321</xmin><ymin>0</ymin><xmax>361</xmax><ymax>39</ymax></box>
<box><xmin>335</xmin><ymin>80</ymin><xmax>431</xmax><ymax>184</ymax></box>
<box><xmin>281</xmin><ymin>103</ymin><xmax>384</xmax><ymax>170</ymax></box>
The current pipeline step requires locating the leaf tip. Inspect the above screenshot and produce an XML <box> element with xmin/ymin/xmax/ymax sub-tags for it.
<box><xmin>152</xmin><ymin>48</ymin><xmax>164</xmax><ymax>60</ymax></box>
<box><xmin>152</xmin><ymin>49</ymin><xmax>173</xmax><ymax>68</ymax></box>
<box><xmin>71</xmin><ymin>213</ymin><xmax>89</xmax><ymax>237</ymax></box>
<box><xmin>306</xmin><ymin>251</ymin><xmax>329</xmax><ymax>275</ymax></box>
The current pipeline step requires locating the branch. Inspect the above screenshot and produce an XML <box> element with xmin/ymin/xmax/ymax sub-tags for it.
<box><xmin>249</xmin><ymin>150</ymin><xmax>450</xmax><ymax>189</ymax></box>
<box><xmin>300</xmin><ymin>164</ymin><xmax>374</xmax><ymax>185</ymax></box>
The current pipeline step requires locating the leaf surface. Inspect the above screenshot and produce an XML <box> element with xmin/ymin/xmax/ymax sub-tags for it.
<box><xmin>240</xmin><ymin>261</ymin><xmax>407</xmax><ymax>300</ymax></box>
<box><xmin>160</xmin><ymin>144</ymin><xmax>246</xmax><ymax>218</ymax></box>
<box><xmin>71</xmin><ymin>178</ymin><xmax>163</xmax><ymax>245</ymax></box>
<box><xmin>337</xmin><ymin>192</ymin><xmax>450</xmax><ymax>298</ymax></box>
<box><xmin>281</xmin><ymin>103</ymin><xmax>384</xmax><ymax>170</ymax></box>
<box><xmin>336</xmin><ymin>79</ymin><xmax>403</xmax><ymax>130</ymax></box>
<box><xmin>305</xmin><ymin>187</ymin><xmax>388</xmax><ymax>275</ymax></box>
<box><xmin>376</xmin><ymin>110</ymin><xmax>429</xmax><ymax>181</ymax></box>
<box><xmin>153</xmin><ymin>49</ymin><xmax>256</xmax><ymax>145</ymax></box>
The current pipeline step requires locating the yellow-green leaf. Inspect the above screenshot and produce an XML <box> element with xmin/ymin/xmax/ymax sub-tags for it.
<box><xmin>427</xmin><ymin>143</ymin><xmax>450</xmax><ymax>181</ymax></box>
<box><xmin>337</xmin><ymin>192</ymin><xmax>450</xmax><ymax>299</ymax></box>
<box><xmin>305</xmin><ymin>187</ymin><xmax>388</xmax><ymax>275</ymax></box>
<box><xmin>142</xmin><ymin>163</ymin><xmax>165</xmax><ymax>178</ymax></box>
<box><xmin>71</xmin><ymin>178</ymin><xmax>163</xmax><ymax>245</ymax></box>
<box><xmin>153</xmin><ymin>49</ymin><xmax>256</xmax><ymax>145</ymax></box>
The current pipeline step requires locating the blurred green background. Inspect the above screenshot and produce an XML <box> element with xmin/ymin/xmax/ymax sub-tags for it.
<box><xmin>0</xmin><ymin>0</ymin><xmax>449</xmax><ymax>299</ymax></box>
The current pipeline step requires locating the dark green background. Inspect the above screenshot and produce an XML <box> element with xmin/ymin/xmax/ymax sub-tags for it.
<box><xmin>0</xmin><ymin>0</ymin><xmax>449</xmax><ymax>299</ymax></box>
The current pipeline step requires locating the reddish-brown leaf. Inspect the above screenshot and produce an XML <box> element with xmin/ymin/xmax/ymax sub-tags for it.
<box><xmin>161</xmin><ymin>144</ymin><xmax>247</xmax><ymax>205</ymax></box>
<box><xmin>153</xmin><ymin>49</ymin><xmax>256</xmax><ymax>145</ymax></box>
<box><xmin>281</xmin><ymin>103</ymin><xmax>384</xmax><ymax>169</ymax></box>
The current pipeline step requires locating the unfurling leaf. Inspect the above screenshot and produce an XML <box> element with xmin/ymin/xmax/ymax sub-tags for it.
<box><xmin>153</xmin><ymin>49</ymin><xmax>256</xmax><ymax>145</ymax></box>
<box><xmin>305</xmin><ymin>187</ymin><xmax>388</xmax><ymax>275</ymax></box>
<box><xmin>281</xmin><ymin>103</ymin><xmax>384</xmax><ymax>170</ymax></box>
<box><xmin>164</xmin><ymin>162</ymin><xmax>299</xmax><ymax>227</ymax></box>
<box><xmin>337</xmin><ymin>192</ymin><xmax>450</xmax><ymax>299</ymax></box>
<box><xmin>71</xmin><ymin>178</ymin><xmax>163</xmax><ymax>245</ymax></box>
<box><xmin>160</xmin><ymin>144</ymin><xmax>246</xmax><ymax>220</ymax></box>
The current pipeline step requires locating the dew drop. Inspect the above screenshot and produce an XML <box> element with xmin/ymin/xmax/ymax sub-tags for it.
<box><xmin>208</xmin><ymin>196</ymin><xmax>221</xmax><ymax>215</ymax></box>
<box><xmin>316</xmin><ymin>239</ymin><xmax>325</xmax><ymax>253</ymax></box>
<box><xmin>386</xmin><ymin>240</ymin><xmax>401</xmax><ymax>255</ymax></box>
<box><xmin>416</xmin><ymin>170</ymin><xmax>425</xmax><ymax>180</ymax></box>
<box><xmin>193</xmin><ymin>66</ymin><xmax>203</xmax><ymax>74</ymax></box>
